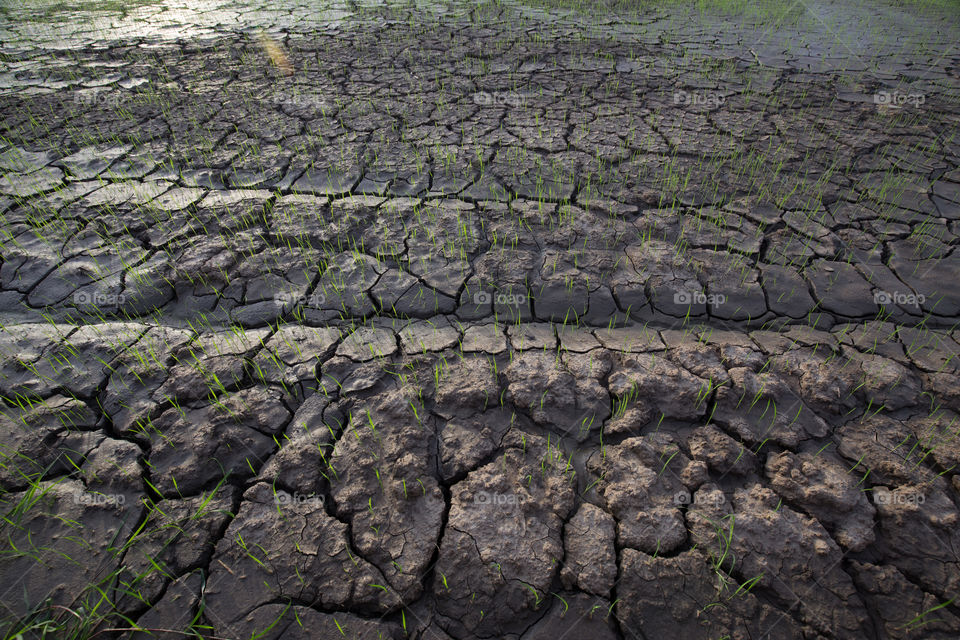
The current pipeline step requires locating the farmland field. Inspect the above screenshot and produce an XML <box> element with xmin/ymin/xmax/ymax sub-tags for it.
<box><xmin>0</xmin><ymin>0</ymin><xmax>959</xmax><ymax>638</ymax></box>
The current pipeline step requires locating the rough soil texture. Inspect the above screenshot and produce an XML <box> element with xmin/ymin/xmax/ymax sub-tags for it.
<box><xmin>0</xmin><ymin>0</ymin><xmax>958</xmax><ymax>639</ymax></box>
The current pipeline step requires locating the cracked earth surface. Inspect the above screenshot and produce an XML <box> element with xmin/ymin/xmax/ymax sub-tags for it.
<box><xmin>0</xmin><ymin>0</ymin><xmax>959</xmax><ymax>638</ymax></box>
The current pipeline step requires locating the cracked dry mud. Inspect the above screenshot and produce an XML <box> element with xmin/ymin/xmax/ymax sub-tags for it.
<box><xmin>0</xmin><ymin>0</ymin><xmax>959</xmax><ymax>638</ymax></box>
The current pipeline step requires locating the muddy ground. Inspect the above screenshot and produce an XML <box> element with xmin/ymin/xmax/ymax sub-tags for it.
<box><xmin>0</xmin><ymin>0</ymin><xmax>959</xmax><ymax>638</ymax></box>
